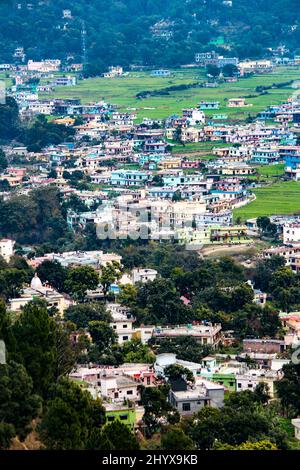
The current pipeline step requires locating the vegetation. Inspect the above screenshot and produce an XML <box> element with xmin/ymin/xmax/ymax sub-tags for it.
<box><xmin>45</xmin><ymin>67</ymin><xmax>300</xmax><ymax>122</ymax></box>
<box><xmin>234</xmin><ymin>181</ymin><xmax>300</xmax><ymax>221</ymax></box>
<box><xmin>2</xmin><ymin>0</ymin><xmax>300</xmax><ymax>73</ymax></box>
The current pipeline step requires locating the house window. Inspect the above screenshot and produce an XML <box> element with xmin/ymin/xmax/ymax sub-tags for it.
<box><xmin>238</xmin><ymin>383</ymin><xmax>242</xmax><ymax>389</ymax></box>
<box><xmin>107</xmin><ymin>416</ymin><xmax>115</xmax><ymax>422</ymax></box>
<box><xmin>182</xmin><ymin>403</ymin><xmax>191</xmax><ymax>412</ymax></box>
<box><xmin>248</xmin><ymin>383</ymin><xmax>253</xmax><ymax>388</ymax></box>
<box><xmin>120</xmin><ymin>414</ymin><xmax>128</xmax><ymax>421</ymax></box>
<box><xmin>123</xmin><ymin>336</ymin><xmax>129</xmax><ymax>341</ymax></box>
<box><xmin>127</xmin><ymin>390</ymin><xmax>133</xmax><ymax>395</ymax></box>
<box><xmin>123</xmin><ymin>324</ymin><xmax>128</xmax><ymax>328</ymax></box>
<box><xmin>147</xmin><ymin>377</ymin><xmax>151</xmax><ymax>385</ymax></box>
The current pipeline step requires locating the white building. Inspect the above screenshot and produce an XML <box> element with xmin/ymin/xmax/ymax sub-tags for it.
<box><xmin>0</xmin><ymin>239</ymin><xmax>15</xmax><ymax>262</ymax></box>
<box><xmin>236</xmin><ymin>369</ymin><xmax>282</xmax><ymax>398</ymax></box>
<box><xmin>292</xmin><ymin>419</ymin><xmax>300</xmax><ymax>441</ymax></box>
<box><xmin>9</xmin><ymin>274</ymin><xmax>72</xmax><ymax>315</ymax></box>
<box><xmin>132</xmin><ymin>268</ymin><xmax>158</xmax><ymax>284</ymax></box>
<box><xmin>100</xmin><ymin>375</ymin><xmax>139</xmax><ymax>402</ymax></box>
<box><xmin>154</xmin><ymin>352</ymin><xmax>202</xmax><ymax>377</ymax></box>
<box><xmin>107</xmin><ymin>303</ymin><xmax>135</xmax><ymax>344</ymax></box>
<box><xmin>182</xmin><ymin>108</ymin><xmax>205</xmax><ymax>126</ymax></box>
<box><xmin>153</xmin><ymin>323</ymin><xmax>222</xmax><ymax>348</ymax></box>
<box><xmin>27</xmin><ymin>59</ymin><xmax>61</xmax><ymax>72</ymax></box>
<box><xmin>283</xmin><ymin>223</ymin><xmax>300</xmax><ymax>245</ymax></box>
<box><xmin>169</xmin><ymin>379</ymin><xmax>224</xmax><ymax>416</ymax></box>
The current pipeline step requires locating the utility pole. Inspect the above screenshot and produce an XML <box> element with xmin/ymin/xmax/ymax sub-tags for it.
<box><xmin>81</xmin><ymin>20</ymin><xmax>87</xmax><ymax>72</ymax></box>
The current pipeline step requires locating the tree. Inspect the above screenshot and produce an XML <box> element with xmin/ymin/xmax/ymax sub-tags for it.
<box><xmin>191</xmin><ymin>407</ymin><xmax>223</xmax><ymax>450</ymax></box>
<box><xmin>253</xmin><ymin>383</ymin><xmax>271</xmax><ymax>405</ymax></box>
<box><xmin>0</xmin><ymin>361</ymin><xmax>42</xmax><ymax>441</ymax></box>
<box><xmin>276</xmin><ymin>363</ymin><xmax>300</xmax><ymax>417</ymax></box>
<box><xmin>161</xmin><ymin>427</ymin><xmax>195</xmax><ymax>450</ymax></box>
<box><xmin>0</xmin><ymin>149</ymin><xmax>8</xmax><ymax>171</ymax></box>
<box><xmin>206</xmin><ymin>64</ymin><xmax>220</xmax><ymax>78</ymax></box>
<box><xmin>94</xmin><ymin>420</ymin><xmax>140</xmax><ymax>450</ymax></box>
<box><xmin>230</xmin><ymin>284</ymin><xmax>254</xmax><ymax>311</ymax></box>
<box><xmin>53</xmin><ymin>321</ymin><xmax>84</xmax><ymax>381</ymax></box>
<box><xmin>0</xmin><ymin>268</ymin><xmax>28</xmax><ymax>300</ymax></box>
<box><xmin>140</xmin><ymin>385</ymin><xmax>179</xmax><ymax>437</ymax></box>
<box><xmin>0</xmin><ymin>299</ymin><xmax>16</xmax><ymax>354</ymax></box>
<box><xmin>134</xmin><ymin>278</ymin><xmax>192</xmax><ymax>325</ymax></box>
<box><xmin>100</xmin><ymin>261</ymin><xmax>122</xmax><ymax>296</ymax></box>
<box><xmin>257</xmin><ymin>216</ymin><xmax>272</xmax><ymax>233</ymax></box>
<box><xmin>0</xmin><ymin>423</ymin><xmax>15</xmax><ymax>450</ymax></box>
<box><xmin>222</xmin><ymin>64</ymin><xmax>238</xmax><ymax>77</ymax></box>
<box><xmin>39</xmin><ymin>378</ymin><xmax>105</xmax><ymax>450</ymax></box>
<box><xmin>65</xmin><ymin>266</ymin><xmax>99</xmax><ymax>301</ymax></box>
<box><xmin>88</xmin><ymin>321</ymin><xmax>118</xmax><ymax>354</ymax></box>
<box><xmin>215</xmin><ymin>440</ymin><xmax>278</xmax><ymax>450</ymax></box>
<box><xmin>164</xmin><ymin>364</ymin><xmax>195</xmax><ymax>385</ymax></box>
<box><xmin>172</xmin><ymin>190</ymin><xmax>182</xmax><ymax>202</ymax></box>
<box><xmin>64</xmin><ymin>302</ymin><xmax>112</xmax><ymax>329</ymax></box>
<box><xmin>37</xmin><ymin>260</ymin><xmax>67</xmax><ymax>292</ymax></box>
<box><xmin>120</xmin><ymin>338</ymin><xmax>155</xmax><ymax>363</ymax></box>
<box><xmin>12</xmin><ymin>300</ymin><xmax>56</xmax><ymax>396</ymax></box>
<box><xmin>253</xmin><ymin>256</ymin><xmax>286</xmax><ymax>292</ymax></box>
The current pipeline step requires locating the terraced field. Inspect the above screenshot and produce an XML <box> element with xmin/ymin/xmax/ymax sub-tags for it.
<box><xmin>41</xmin><ymin>66</ymin><xmax>300</xmax><ymax>122</ymax></box>
<box><xmin>234</xmin><ymin>181</ymin><xmax>300</xmax><ymax>221</ymax></box>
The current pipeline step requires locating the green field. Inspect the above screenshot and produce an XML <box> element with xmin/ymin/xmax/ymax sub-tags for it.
<box><xmin>256</xmin><ymin>163</ymin><xmax>285</xmax><ymax>177</ymax></box>
<box><xmin>41</xmin><ymin>66</ymin><xmax>300</xmax><ymax>122</ymax></box>
<box><xmin>234</xmin><ymin>181</ymin><xmax>300</xmax><ymax>221</ymax></box>
<box><xmin>170</xmin><ymin>141</ymin><xmax>232</xmax><ymax>155</ymax></box>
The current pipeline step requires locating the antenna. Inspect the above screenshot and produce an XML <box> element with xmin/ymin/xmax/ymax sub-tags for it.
<box><xmin>81</xmin><ymin>20</ymin><xmax>87</xmax><ymax>71</ymax></box>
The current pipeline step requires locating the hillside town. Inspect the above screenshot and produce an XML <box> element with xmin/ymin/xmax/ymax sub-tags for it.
<box><xmin>1</xmin><ymin>1</ymin><xmax>300</xmax><ymax>456</ymax></box>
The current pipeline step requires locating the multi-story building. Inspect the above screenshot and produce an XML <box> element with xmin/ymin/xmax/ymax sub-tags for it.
<box><xmin>107</xmin><ymin>303</ymin><xmax>135</xmax><ymax>344</ymax></box>
<box><xmin>0</xmin><ymin>238</ymin><xmax>15</xmax><ymax>262</ymax></box>
<box><xmin>169</xmin><ymin>379</ymin><xmax>224</xmax><ymax>416</ymax></box>
<box><xmin>153</xmin><ymin>323</ymin><xmax>222</xmax><ymax>348</ymax></box>
<box><xmin>110</xmin><ymin>170</ymin><xmax>151</xmax><ymax>187</ymax></box>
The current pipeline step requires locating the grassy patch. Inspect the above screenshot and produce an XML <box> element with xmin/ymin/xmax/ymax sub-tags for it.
<box><xmin>234</xmin><ymin>181</ymin><xmax>300</xmax><ymax>221</ymax></box>
<box><xmin>256</xmin><ymin>164</ymin><xmax>285</xmax><ymax>177</ymax></box>
<box><xmin>278</xmin><ymin>417</ymin><xmax>300</xmax><ymax>450</ymax></box>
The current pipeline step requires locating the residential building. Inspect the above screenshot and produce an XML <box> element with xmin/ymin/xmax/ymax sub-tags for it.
<box><xmin>107</xmin><ymin>303</ymin><xmax>135</xmax><ymax>344</ymax></box>
<box><xmin>110</xmin><ymin>170</ymin><xmax>151</xmax><ymax>187</ymax></box>
<box><xmin>0</xmin><ymin>238</ymin><xmax>15</xmax><ymax>262</ymax></box>
<box><xmin>236</xmin><ymin>369</ymin><xmax>282</xmax><ymax>398</ymax></box>
<box><xmin>153</xmin><ymin>323</ymin><xmax>222</xmax><ymax>348</ymax></box>
<box><xmin>151</xmin><ymin>69</ymin><xmax>171</xmax><ymax>77</ymax></box>
<box><xmin>227</xmin><ymin>98</ymin><xmax>251</xmax><ymax>108</ymax></box>
<box><xmin>283</xmin><ymin>223</ymin><xmax>300</xmax><ymax>245</ymax></box>
<box><xmin>169</xmin><ymin>379</ymin><xmax>224</xmax><ymax>416</ymax></box>
<box><xmin>100</xmin><ymin>374</ymin><xmax>140</xmax><ymax>402</ymax></box>
<box><xmin>9</xmin><ymin>274</ymin><xmax>72</xmax><ymax>314</ymax></box>
<box><xmin>251</xmin><ymin>148</ymin><xmax>280</xmax><ymax>164</ymax></box>
<box><xmin>292</xmin><ymin>419</ymin><xmax>300</xmax><ymax>441</ymax></box>
<box><xmin>132</xmin><ymin>268</ymin><xmax>158</xmax><ymax>284</ymax></box>
<box><xmin>104</xmin><ymin>404</ymin><xmax>136</xmax><ymax>429</ymax></box>
<box><xmin>243</xmin><ymin>339</ymin><xmax>285</xmax><ymax>354</ymax></box>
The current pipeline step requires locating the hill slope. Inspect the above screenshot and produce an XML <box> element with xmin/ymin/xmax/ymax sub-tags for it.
<box><xmin>0</xmin><ymin>0</ymin><xmax>299</xmax><ymax>73</ymax></box>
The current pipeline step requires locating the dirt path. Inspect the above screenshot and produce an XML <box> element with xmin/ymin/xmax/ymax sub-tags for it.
<box><xmin>200</xmin><ymin>243</ymin><xmax>254</xmax><ymax>257</ymax></box>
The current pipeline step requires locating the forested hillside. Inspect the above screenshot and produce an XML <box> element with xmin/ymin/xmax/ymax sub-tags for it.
<box><xmin>1</xmin><ymin>0</ymin><xmax>300</xmax><ymax>74</ymax></box>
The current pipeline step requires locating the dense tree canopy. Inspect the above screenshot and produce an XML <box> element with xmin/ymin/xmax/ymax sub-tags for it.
<box><xmin>0</xmin><ymin>1</ymin><xmax>300</xmax><ymax>73</ymax></box>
